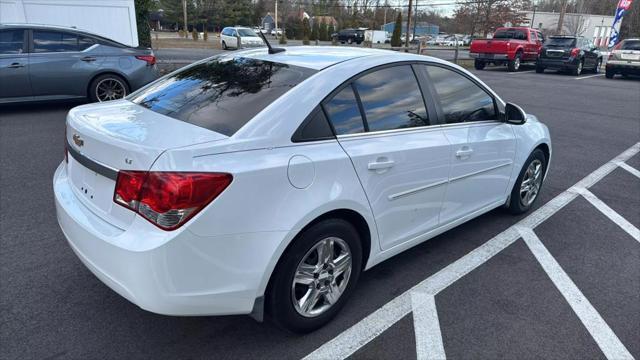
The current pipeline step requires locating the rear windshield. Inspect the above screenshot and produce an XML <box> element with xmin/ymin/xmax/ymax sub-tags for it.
<box><xmin>621</xmin><ymin>40</ymin><xmax>640</xmax><ymax>50</ymax></box>
<box><xmin>493</xmin><ymin>29</ymin><xmax>527</xmax><ymax>40</ymax></box>
<box><xmin>547</xmin><ymin>37</ymin><xmax>576</xmax><ymax>47</ymax></box>
<box><xmin>130</xmin><ymin>56</ymin><xmax>316</xmax><ymax>136</ymax></box>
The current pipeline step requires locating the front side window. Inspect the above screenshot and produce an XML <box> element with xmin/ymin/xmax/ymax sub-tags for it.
<box><xmin>323</xmin><ymin>85</ymin><xmax>365</xmax><ymax>135</ymax></box>
<box><xmin>353</xmin><ymin>65</ymin><xmax>429</xmax><ymax>132</ymax></box>
<box><xmin>131</xmin><ymin>56</ymin><xmax>316</xmax><ymax>136</ymax></box>
<box><xmin>0</xmin><ymin>29</ymin><xmax>25</xmax><ymax>54</ymax></box>
<box><xmin>33</xmin><ymin>31</ymin><xmax>80</xmax><ymax>52</ymax></box>
<box><xmin>425</xmin><ymin>66</ymin><xmax>496</xmax><ymax>124</ymax></box>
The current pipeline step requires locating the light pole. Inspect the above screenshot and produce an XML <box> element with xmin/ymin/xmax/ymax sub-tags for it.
<box><xmin>531</xmin><ymin>5</ymin><xmax>538</xmax><ymax>28</ymax></box>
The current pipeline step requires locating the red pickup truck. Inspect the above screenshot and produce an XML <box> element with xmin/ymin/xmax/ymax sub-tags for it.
<box><xmin>470</xmin><ymin>27</ymin><xmax>545</xmax><ymax>72</ymax></box>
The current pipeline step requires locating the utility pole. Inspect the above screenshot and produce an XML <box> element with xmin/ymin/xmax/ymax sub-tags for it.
<box><xmin>405</xmin><ymin>0</ymin><xmax>413</xmax><ymax>49</ymax></box>
<box><xmin>413</xmin><ymin>0</ymin><xmax>418</xmax><ymax>41</ymax></box>
<box><xmin>556</xmin><ymin>0</ymin><xmax>568</xmax><ymax>34</ymax></box>
<box><xmin>275</xmin><ymin>0</ymin><xmax>278</xmax><ymax>38</ymax></box>
<box><xmin>182</xmin><ymin>0</ymin><xmax>187</xmax><ymax>34</ymax></box>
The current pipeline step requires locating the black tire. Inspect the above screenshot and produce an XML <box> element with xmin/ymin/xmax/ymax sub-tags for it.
<box><xmin>507</xmin><ymin>149</ymin><xmax>547</xmax><ymax>215</ymax></box>
<box><xmin>347</xmin><ymin>38</ymin><xmax>353</xmax><ymax>44</ymax></box>
<box><xmin>474</xmin><ymin>59</ymin><xmax>486</xmax><ymax>70</ymax></box>
<box><xmin>572</xmin><ymin>59</ymin><xmax>584</xmax><ymax>76</ymax></box>
<box><xmin>267</xmin><ymin>218</ymin><xmax>363</xmax><ymax>333</ymax></box>
<box><xmin>507</xmin><ymin>51</ymin><xmax>522</xmax><ymax>72</ymax></box>
<box><xmin>593</xmin><ymin>58</ymin><xmax>602</xmax><ymax>73</ymax></box>
<box><xmin>222</xmin><ymin>41</ymin><xmax>227</xmax><ymax>50</ymax></box>
<box><xmin>605</xmin><ymin>68</ymin><xmax>615</xmax><ymax>79</ymax></box>
<box><xmin>535</xmin><ymin>65</ymin><xmax>545</xmax><ymax>73</ymax></box>
<box><xmin>88</xmin><ymin>73</ymin><xmax>129</xmax><ymax>103</ymax></box>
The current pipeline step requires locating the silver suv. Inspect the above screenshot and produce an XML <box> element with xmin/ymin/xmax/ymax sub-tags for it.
<box><xmin>0</xmin><ymin>24</ymin><xmax>158</xmax><ymax>104</ymax></box>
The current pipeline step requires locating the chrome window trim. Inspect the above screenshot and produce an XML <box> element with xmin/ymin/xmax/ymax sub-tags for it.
<box><xmin>336</xmin><ymin>120</ymin><xmax>503</xmax><ymax>140</ymax></box>
<box><xmin>66</xmin><ymin>140</ymin><xmax>118</xmax><ymax>180</ymax></box>
<box><xmin>30</xmin><ymin>43</ymin><xmax>98</xmax><ymax>55</ymax></box>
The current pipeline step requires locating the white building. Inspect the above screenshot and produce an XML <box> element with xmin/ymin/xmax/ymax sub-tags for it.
<box><xmin>522</xmin><ymin>11</ymin><xmax>616</xmax><ymax>47</ymax></box>
<box><xmin>0</xmin><ymin>0</ymin><xmax>139</xmax><ymax>47</ymax></box>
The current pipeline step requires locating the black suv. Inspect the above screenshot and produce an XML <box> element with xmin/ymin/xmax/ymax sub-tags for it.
<box><xmin>536</xmin><ymin>36</ymin><xmax>602</xmax><ymax>76</ymax></box>
<box><xmin>332</xmin><ymin>29</ymin><xmax>365</xmax><ymax>44</ymax></box>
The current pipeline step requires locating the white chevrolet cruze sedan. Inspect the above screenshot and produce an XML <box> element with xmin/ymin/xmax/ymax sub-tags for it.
<box><xmin>54</xmin><ymin>47</ymin><xmax>551</xmax><ymax>332</ymax></box>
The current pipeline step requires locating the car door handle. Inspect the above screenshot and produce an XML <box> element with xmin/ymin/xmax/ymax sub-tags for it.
<box><xmin>81</xmin><ymin>56</ymin><xmax>97</xmax><ymax>62</ymax></box>
<box><xmin>7</xmin><ymin>62</ymin><xmax>24</xmax><ymax>68</ymax></box>
<box><xmin>456</xmin><ymin>148</ymin><xmax>474</xmax><ymax>158</ymax></box>
<box><xmin>368</xmin><ymin>159</ymin><xmax>395</xmax><ymax>171</ymax></box>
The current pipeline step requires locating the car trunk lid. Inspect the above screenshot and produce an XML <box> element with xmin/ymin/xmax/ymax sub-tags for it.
<box><xmin>65</xmin><ymin>100</ymin><xmax>227</xmax><ymax>229</ymax></box>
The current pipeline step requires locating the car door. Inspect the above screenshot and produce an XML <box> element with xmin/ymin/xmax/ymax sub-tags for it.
<box><xmin>28</xmin><ymin>29</ymin><xmax>103</xmax><ymax>99</ymax></box>
<box><xmin>422</xmin><ymin>64</ymin><xmax>516</xmax><ymax>225</ymax></box>
<box><xmin>0</xmin><ymin>28</ymin><xmax>32</xmax><ymax>101</ymax></box>
<box><xmin>323</xmin><ymin>64</ymin><xmax>450</xmax><ymax>250</ymax></box>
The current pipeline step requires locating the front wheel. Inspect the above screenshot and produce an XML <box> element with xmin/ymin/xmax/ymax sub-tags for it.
<box><xmin>221</xmin><ymin>41</ymin><xmax>227</xmax><ymax>50</ymax></box>
<box><xmin>267</xmin><ymin>219</ymin><xmax>363</xmax><ymax>333</ymax></box>
<box><xmin>507</xmin><ymin>52</ymin><xmax>522</xmax><ymax>72</ymax></box>
<box><xmin>507</xmin><ymin>149</ymin><xmax>546</xmax><ymax>214</ymax></box>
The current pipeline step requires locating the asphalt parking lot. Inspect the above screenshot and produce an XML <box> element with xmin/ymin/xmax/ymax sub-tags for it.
<box><xmin>1</xmin><ymin>65</ymin><xmax>639</xmax><ymax>360</ymax></box>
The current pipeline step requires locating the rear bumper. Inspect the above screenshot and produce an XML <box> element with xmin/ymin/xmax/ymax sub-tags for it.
<box><xmin>606</xmin><ymin>61</ymin><xmax>640</xmax><ymax>74</ymax></box>
<box><xmin>537</xmin><ymin>57</ymin><xmax>579</xmax><ymax>69</ymax></box>
<box><xmin>54</xmin><ymin>162</ymin><xmax>286</xmax><ymax>316</ymax></box>
<box><xmin>470</xmin><ymin>53</ymin><xmax>510</xmax><ymax>61</ymax></box>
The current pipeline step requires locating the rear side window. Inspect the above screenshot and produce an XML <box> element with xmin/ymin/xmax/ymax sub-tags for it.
<box><xmin>131</xmin><ymin>57</ymin><xmax>316</xmax><ymax>136</ymax></box>
<box><xmin>323</xmin><ymin>85</ymin><xmax>365</xmax><ymax>135</ymax></box>
<box><xmin>353</xmin><ymin>65</ymin><xmax>429</xmax><ymax>131</ymax></box>
<box><xmin>0</xmin><ymin>29</ymin><xmax>25</xmax><ymax>54</ymax></box>
<box><xmin>33</xmin><ymin>31</ymin><xmax>79</xmax><ymax>52</ymax></box>
<box><xmin>425</xmin><ymin>66</ymin><xmax>496</xmax><ymax>124</ymax></box>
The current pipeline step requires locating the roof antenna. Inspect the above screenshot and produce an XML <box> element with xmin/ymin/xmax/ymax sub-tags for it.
<box><xmin>257</xmin><ymin>30</ymin><xmax>285</xmax><ymax>54</ymax></box>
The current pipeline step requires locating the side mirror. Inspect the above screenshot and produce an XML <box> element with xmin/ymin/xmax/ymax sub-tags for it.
<box><xmin>504</xmin><ymin>103</ymin><xmax>527</xmax><ymax>125</ymax></box>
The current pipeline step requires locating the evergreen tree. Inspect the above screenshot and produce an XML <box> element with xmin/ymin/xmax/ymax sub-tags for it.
<box><xmin>302</xmin><ymin>18</ymin><xmax>311</xmax><ymax>45</ymax></box>
<box><xmin>319</xmin><ymin>20</ymin><xmax>328</xmax><ymax>41</ymax></box>
<box><xmin>328</xmin><ymin>23</ymin><xmax>335</xmax><ymax>39</ymax></box>
<box><xmin>135</xmin><ymin>0</ymin><xmax>152</xmax><ymax>47</ymax></box>
<box><xmin>311</xmin><ymin>19</ymin><xmax>319</xmax><ymax>41</ymax></box>
<box><xmin>391</xmin><ymin>13</ymin><xmax>402</xmax><ymax>47</ymax></box>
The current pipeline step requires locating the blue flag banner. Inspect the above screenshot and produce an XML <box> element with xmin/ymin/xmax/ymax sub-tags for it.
<box><xmin>609</xmin><ymin>0</ymin><xmax>633</xmax><ymax>48</ymax></box>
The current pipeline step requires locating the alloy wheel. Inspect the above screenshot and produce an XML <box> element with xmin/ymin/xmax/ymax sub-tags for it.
<box><xmin>291</xmin><ymin>237</ymin><xmax>352</xmax><ymax>318</ymax></box>
<box><xmin>95</xmin><ymin>78</ymin><xmax>126</xmax><ymax>102</ymax></box>
<box><xmin>520</xmin><ymin>159</ymin><xmax>543</xmax><ymax>207</ymax></box>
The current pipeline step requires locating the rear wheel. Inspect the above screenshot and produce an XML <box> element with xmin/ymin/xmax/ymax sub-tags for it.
<box><xmin>593</xmin><ymin>58</ymin><xmax>602</xmax><ymax>73</ymax></box>
<box><xmin>267</xmin><ymin>219</ymin><xmax>362</xmax><ymax>333</ymax></box>
<box><xmin>507</xmin><ymin>149</ymin><xmax>546</xmax><ymax>214</ymax></box>
<box><xmin>605</xmin><ymin>68</ymin><xmax>615</xmax><ymax>78</ymax></box>
<box><xmin>572</xmin><ymin>59</ymin><xmax>584</xmax><ymax>76</ymax></box>
<box><xmin>507</xmin><ymin>52</ymin><xmax>522</xmax><ymax>72</ymax></box>
<box><xmin>474</xmin><ymin>59</ymin><xmax>486</xmax><ymax>70</ymax></box>
<box><xmin>89</xmin><ymin>74</ymin><xmax>129</xmax><ymax>103</ymax></box>
<box><xmin>535</xmin><ymin>65</ymin><xmax>545</xmax><ymax>73</ymax></box>
<box><xmin>221</xmin><ymin>40</ymin><xmax>227</xmax><ymax>50</ymax></box>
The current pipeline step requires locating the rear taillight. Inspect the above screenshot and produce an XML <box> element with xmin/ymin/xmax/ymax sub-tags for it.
<box><xmin>570</xmin><ymin>48</ymin><xmax>580</xmax><ymax>57</ymax></box>
<box><xmin>114</xmin><ymin>171</ymin><xmax>232</xmax><ymax>230</ymax></box>
<box><xmin>135</xmin><ymin>55</ymin><xmax>156</xmax><ymax>65</ymax></box>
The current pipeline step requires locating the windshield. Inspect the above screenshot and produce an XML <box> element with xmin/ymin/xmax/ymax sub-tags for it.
<box><xmin>621</xmin><ymin>40</ymin><xmax>640</xmax><ymax>50</ymax></box>
<box><xmin>493</xmin><ymin>29</ymin><xmax>526</xmax><ymax>40</ymax></box>
<box><xmin>547</xmin><ymin>37</ymin><xmax>576</xmax><ymax>47</ymax></box>
<box><xmin>131</xmin><ymin>57</ymin><xmax>317</xmax><ymax>136</ymax></box>
<box><xmin>237</xmin><ymin>29</ymin><xmax>258</xmax><ymax>37</ymax></box>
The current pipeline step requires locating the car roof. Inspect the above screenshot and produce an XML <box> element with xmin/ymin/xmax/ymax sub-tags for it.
<box><xmin>231</xmin><ymin>46</ymin><xmax>417</xmax><ymax>70</ymax></box>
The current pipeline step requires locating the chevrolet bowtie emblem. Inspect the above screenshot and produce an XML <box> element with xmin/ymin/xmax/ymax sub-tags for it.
<box><xmin>72</xmin><ymin>134</ymin><xmax>84</xmax><ymax>147</ymax></box>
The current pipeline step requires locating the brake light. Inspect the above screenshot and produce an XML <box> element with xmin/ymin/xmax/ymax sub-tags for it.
<box><xmin>135</xmin><ymin>55</ymin><xmax>156</xmax><ymax>65</ymax></box>
<box><xmin>570</xmin><ymin>48</ymin><xmax>580</xmax><ymax>57</ymax></box>
<box><xmin>114</xmin><ymin>171</ymin><xmax>232</xmax><ymax>230</ymax></box>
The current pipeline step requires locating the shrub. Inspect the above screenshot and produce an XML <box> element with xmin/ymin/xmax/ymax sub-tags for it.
<box><xmin>391</xmin><ymin>13</ymin><xmax>402</xmax><ymax>47</ymax></box>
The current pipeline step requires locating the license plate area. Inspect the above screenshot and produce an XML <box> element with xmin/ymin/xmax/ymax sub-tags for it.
<box><xmin>621</xmin><ymin>54</ymin><xmax>640</xmax><ymax>60</ymax></box>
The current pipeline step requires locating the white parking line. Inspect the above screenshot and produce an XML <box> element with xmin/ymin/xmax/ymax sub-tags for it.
<box><xmin>576</xmin><ymin>187</ymin><xmax>640</xmax><ymax>242</ymax></box>
<box><xmin>518</xmin><ymin>227</ymin><xmax>634</xmax><ymax>360</ymax></box>
<box><xmin>617</xmin><ymin>161</ymin><xmax>640</xmax><ymax>179</ymax></box>
<box><xmin>509</xmin><ymin>70</ymin><xmax>536</xmax><ymax>75</ymax></box>
<box><xmin>303</xmin><ymin>142</ymin><xmax>640</xmax><ymax>360</ymax></box>
<box><xmin>412</xmin><ymin>292</ymin><xmax>446</xmax><ymax>360</ymax></box>
<box><xmin>575</xmin><ymin>74</ymin><xmax>605</xmax><ymax>80</ymax></box>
